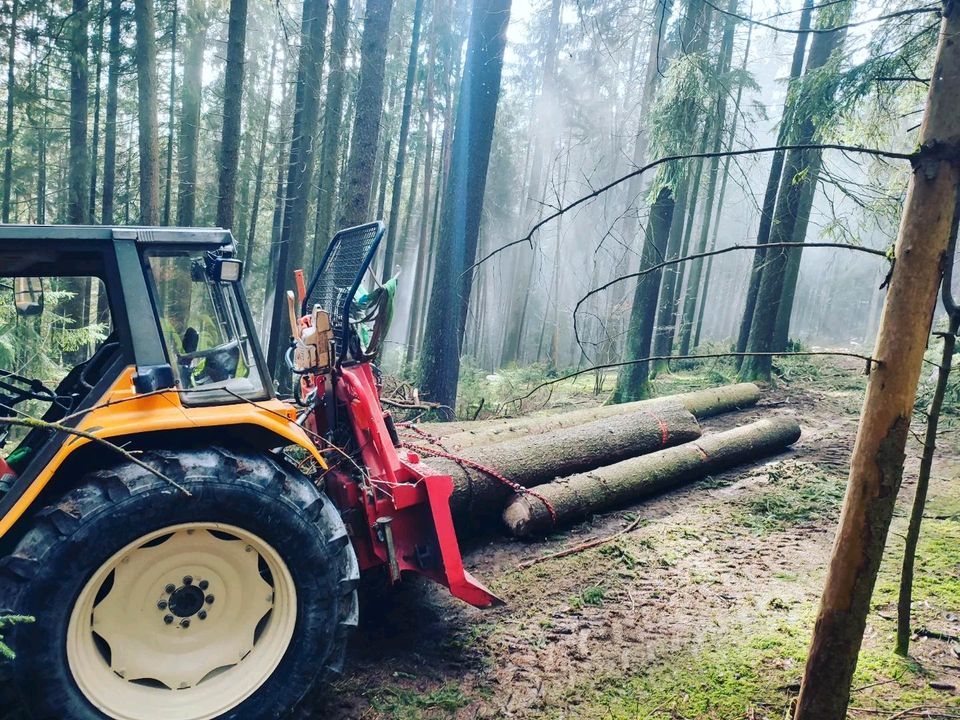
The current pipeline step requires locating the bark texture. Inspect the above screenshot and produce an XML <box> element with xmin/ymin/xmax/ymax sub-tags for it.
<box><xmin>419</xmin><ymin>382</ymin><xmax>760</xmax><ymax>448</ymax></box>
<box><xmin>134</xmin><ymin>0</ymin><xmax>161</xmax><ymax>224</ymax></box>
<box><xmin>215</xmin><ymin>0</ymin><xmax>248</xmax><ymax>230</ymax></box>
<box><xmin>503</xmin><ymin>417</ymin><xmax>801</xmax><ymax>536</ymax></box>
<box><xmin>795</xmin><ymin>5</ymin><xmax>960</xmax><ymax>716</ymax></box>
<box><xmin>419</xmin><ymin>402</ymin><xmax>702</xmax><ymax>520</ymax></box>
<box><xmin>175</xmin><ymin>0</ymin><xmax>209</xmax><ymax>226</ymax></box>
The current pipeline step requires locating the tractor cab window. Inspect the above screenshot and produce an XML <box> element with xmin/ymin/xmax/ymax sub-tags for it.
<box><xmin>146</xmin><ymin>251</ymin><xmax>267</xmax><ymax>403</ymax></box>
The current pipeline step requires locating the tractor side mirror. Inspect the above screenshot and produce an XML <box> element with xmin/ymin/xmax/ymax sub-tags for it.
<box><xmin>13</xmin><ymin>277</ymin><xmax>44</xmax><ymax>317</ymax></box>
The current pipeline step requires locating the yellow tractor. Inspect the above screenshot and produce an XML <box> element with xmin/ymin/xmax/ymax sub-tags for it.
<box><xmin>0</xmin><ymin>224</ymin><xmax>496</xmax><ymax>720</ymax></box>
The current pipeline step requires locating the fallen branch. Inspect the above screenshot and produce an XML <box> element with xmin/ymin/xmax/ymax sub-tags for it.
<box><xmin>516</xmin><ymin>515</ymin><xmax>646</xmax><ymax>570</ymax></box>
<box><xmin>0</xmin><ymin>417</ymin><xmax>191</xmax><ymax>495</ymax></box>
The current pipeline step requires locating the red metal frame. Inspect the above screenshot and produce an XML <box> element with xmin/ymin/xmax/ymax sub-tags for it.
<box><xmin>310</xmin><ymin>364</ymin><xmax>501</xmax><ymax>609</ymax></box>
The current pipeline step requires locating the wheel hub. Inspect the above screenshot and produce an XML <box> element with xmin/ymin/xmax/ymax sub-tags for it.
<box><xmin>66</xmin><ymin>523</ymin><xmax>297</xmax><ymax>720</ymax></box>
<box><xmin>166</xmin><ymin>581</ymin><xmax>209</xmax><ymax>618</ymax></box>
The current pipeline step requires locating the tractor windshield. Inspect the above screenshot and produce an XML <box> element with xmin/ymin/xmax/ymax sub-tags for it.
<box><xmin>146</xmin><ymin>250</ymin><xmax>268</xmax><ymax>404</ymax></box>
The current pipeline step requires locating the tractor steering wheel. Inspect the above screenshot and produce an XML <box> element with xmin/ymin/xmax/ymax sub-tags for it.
<box><xmin>0</xmin><ymin>369</ymin><xmax>60</xmax><ymax>415</ymax></box>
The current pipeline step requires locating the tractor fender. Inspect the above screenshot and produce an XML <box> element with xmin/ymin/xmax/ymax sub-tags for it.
<box><xmin>0</xmin><ymin>367</ymin><xmax>324</xmax><ymax>541</ymax></box>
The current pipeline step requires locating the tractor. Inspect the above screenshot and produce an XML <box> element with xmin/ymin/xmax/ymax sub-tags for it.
<box><xmin>0</xmin><ymin>223</ymin><xmax>498</xmax><ymax>720</ymax></box>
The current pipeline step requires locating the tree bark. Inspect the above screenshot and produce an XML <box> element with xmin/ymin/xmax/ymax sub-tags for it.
<box><xmin>503</xmin><ymin>418</ymin><xmax>801</xmax><ymax>536</ymax></box>
<box><xmin>265</xmin><ymin>0</ymin><xmax>330</xmax><ymax>378</ymax></box>
<box><xmin>418</xmin><ymin>0</ymin><xmax>512</xmax><ymax>413</ymax></box>
<box><xmin>162</xmin><ymin>0</ymin><xmax>178</xmax><ymax>224</ymax></box>
<box><xmin>338</xmin><ymin>0</ymin><xmax>395</xmax><ymax>230</ymax></box>
<box><xmin>740</xmin><ymin>2</ymin><xmax>850</xmax><ymax>381</ymax></box>
<box><xmin>676</xmin><ymin>0</ymin><xmax>737</xmax><ymax>355</ymax></box>
<box><xmin>312</xmin><ymin>0</ymin><xmax>351</xmax><ymax>259</ymax></box>
<box><xmin>244</xmin><ymin>38</ymin><xmax>278</xmax><ymax>267</ymax></box>
<box><xmin>175</xmin><ymin>0</ymin><xmax>208</xmax><ymax>226</ymax></box>
<box><xmin>68</xmin><ymin>0</ymin><xmax>91</xmax><ymax>225</ymax></box>
<box><xmin>215</xmin><ymin>0</ymin><xmax>248</xmax><ymax>230</ymax></box>
<box><xmin>418</xmin><ymin>401</ymin><xmax>702</xmax><ymax>520</ymax></box>
<box><xmin>101</xmin><ymin>0</ymin><xmax>122</xmax><ymax>224</ymax></box>
<box><xmin>794</xmin><ymin>5</ymin><xmax>960</xmax><ymax>715</ymax></box>
<box><xmin>428</xmin><ymin>381</ymin><xmax>760</xmax><ymax>450</ymax></box>
<box><xmin>381</xmin><ymin>0</ymin><xmax>425</xmax><ymax>273</ymax></box>
<box><xmin>613</xmin><ymin>188</ymin><xmax>676</xmax><ymax>401</ymax></box>
<box><xmin>134</xmin><ymin>0</ymin><xmax>161</xmax><ymax>224</ymax></box>
<box><xmin>1</xmin><ymin>0</ymin><xmax>16</xmax><ymax>223</ymax></box>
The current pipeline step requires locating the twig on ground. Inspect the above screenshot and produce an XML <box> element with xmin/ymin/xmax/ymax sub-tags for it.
<box><xmin>517</xmin><ymin>515</ymin><xmax>646</xmax><ymax>570</ymax></box>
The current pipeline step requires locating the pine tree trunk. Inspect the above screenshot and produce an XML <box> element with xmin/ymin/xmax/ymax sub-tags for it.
<box><xmin>418</xmin><ymin>0</ymin><xmax>512</xmax><ymax>414</ymax></box>
<box><xmin>265</xmin><ymin>0</ymin><xmax>330</xmax><ymax>377</ymax></box>
<box><xmin>134</xmin><ymin>0</ymin><xmax>161</xmax><ymax>224</ymax></box>
<box><xmin>381</xmin><ymin>0</ymin><xmax>426</xmax><ymax>272</ymax></box>
<box><xmin>36</xmin><ymin>73</ymin><xmax>48</xmax><ymax>224</ymax></box>
<box><xmin>161</xmin><ymin>0</ymin><xmax>178</xmax><ymax>224</ymax></box>
<box><xmin>244</xmin><ymin>39</ymin><xmax>278</xmax><ymax>267</ymax></box>
<box><xmin>735</xmin><ymin>0</ymin><xmax>814</xmax><ymax>365</ymax></box>
<box><xmin>101</xmin><ymin>0</ymin><xmax>121</xmax><ymax>224</ymax></box>
<box><xmin>338</xmin><ymin>0</ymin><xmax>395</xmax><ymax>230</ymax></box>
<box><xmin>68</xmin><ymin>0</ymin><xmax>91</xmax><ymax>225</ymax></box>
<box><xmin>174</xmin><ymin>0</ymin><xmax>208</xmax><ymax>226</ymax></box>
<box><xmin>613</xmin><ymin>188</ymin><xmax>675</xmax><ymax>402</ymax></box>
<box><xmin>215</xmin><ymin>0</ymin><xmax>249</xmax><ymax>230</ymax></box>
<box><xmin>794</xmin><ymin>6</ymin><xmax>960</xmax><ymax>715</ymax></box>
<box><xmin>1</xmin><ymin>0</ymin><xmax>18</xmax><ymax>223</ymax></box>
<box><xmin>741</xmin><ymin>2</ymin><xmax>850</xmax><ymax>382</ymax></box>
<box><xmin>312</xmin><ymin>0</ymin><xmax>351</xmax><ymax>261</ymax></box>
<box><xmin>87</xmin><ymin>0</ymin><xmax>106</xmax><ymax>223</ymax></box>
<box><xmin>676</xmin><ymin>0</ymin><xmax>737</xmax><ymax>355</ymax></box>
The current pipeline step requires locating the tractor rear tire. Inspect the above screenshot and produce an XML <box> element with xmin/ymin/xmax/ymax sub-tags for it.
<box><xmin>0</xmin><ymin>446</ymin><xmax>359</xmax><ymax>720</ymax></box>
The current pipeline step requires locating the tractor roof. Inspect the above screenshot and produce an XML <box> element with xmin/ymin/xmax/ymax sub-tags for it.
<box><xmin>0</xmin><ymin>225</ymin><xmax>233</xmax><ymax>246</ymax></box>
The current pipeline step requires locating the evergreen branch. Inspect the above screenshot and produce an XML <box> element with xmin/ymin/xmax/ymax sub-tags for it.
<box><xmin>699</xmin><ymin>0</ymin><xmax>940</xmax><ymax>35</ymax></box>
<box><xmin>572</xmin><ymin>241</ymin><xmax>891</xmax><ymax>355</ymax></box>
<box><xmin>0</xmin><ymin>417</ymin><xmax>191</xmax><ymax>495</ymax></box>
<box><xmin>501</xmin><ymin>351</ymin><xmax>881</xmax><ymax>407</ymax></box>
<box><xmin>0</xmin><ymin>614</ymin><xmax>34</xmax><ymax>661</ymax></box>
<box><xmin>467</xmin><ymin>144</ymin><xmax>915</xmax><ymax>275</ymax></box>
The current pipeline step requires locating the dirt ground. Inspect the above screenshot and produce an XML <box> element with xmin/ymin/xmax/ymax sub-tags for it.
<box><xmin>305</xmin><ymin>359</ymin><xmax>960</xmax><ymax>720</ymax></box>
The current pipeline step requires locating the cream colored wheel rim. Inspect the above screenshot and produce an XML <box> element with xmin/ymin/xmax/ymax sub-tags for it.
<box><xmin>67</xmin><ymin>522</ymin><xmax>297</xmax><ymax>720</ymax></box>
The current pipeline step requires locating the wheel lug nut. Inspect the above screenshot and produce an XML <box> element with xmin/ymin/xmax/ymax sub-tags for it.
<box><xmin>198</xmin><ymin>580</ymin><xmax>209</xmax><ymax>591</ymax></box>
<box><xmin>205</xmin><ymin>594</ymin><xmax>215</xmax><ymax>605</ymax></box>
<box><xmin>181</xmin><ymin>619</ymin><xmax>190</xmax><ymax>628</ymax></box>
<box><xmin>157</xmin><ymin>600</ymin><xmax>167</xmax><ymax>610</ymax></box>
<box><xmin>183</xmin><ymin>576</ymin><xmax>193</xmax><ymax>585</ymax></box>
<box><xmin>165</xmin><ymin>584</ymin><xmax>176</xmax><ymax>594</ymax></box>
<box><xmin>163</xmin><ymin>615</ymin><xmax>174</xmax><ymax>625</ymax></box>
<box><xmin>198</xmin><ymin>611</ymin><xmax>207</xmax><ymax>620</ymax></box>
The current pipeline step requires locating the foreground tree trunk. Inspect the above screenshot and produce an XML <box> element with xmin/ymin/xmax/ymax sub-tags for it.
<box><xmin>418</xmin><ymin>0</ymin><xmax>512</xmax><ymax>413</ymax></box>
<box><xmin>68</xmin><ymin>0</ymin><xmax>91</xmax><ymax>225</ymax></box>
<box><xmin>215</xmin><ymin>0</ymin><xmax>249</xmax><ymax>230</ymax></box>
<box><xmin>338</xmin><ymin>0</ymin><xmax>394</xmax><ymax>230</ymax></box>
<box><xmin>134</xmin><ymin>0</ymin><xmax>161</xmax><ymax>224</ymax></box>
<box><xmin>612</xmin><ymin>188</ymin><xmax>675</xmax><ymax>402</ymax></box>
<box><xmin>503</xmin><ymin>418</ymin><xmax>801</xmax><ymax>536</ymax></box>
<box><xmin>794</xmin><ymin>5</ymin><xmax>960</xmax><ymax>715</ymax></box>
<box><xmin>161</xmin><ymin>0</ymin><xmax>178</xmax><ymax>224</ymax></box>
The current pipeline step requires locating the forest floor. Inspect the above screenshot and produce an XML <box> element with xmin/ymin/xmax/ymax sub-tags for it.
<box><xmin>306</xmin><ymin>357</ymin><xmax>960</xmax><ymax>720</ymax></box>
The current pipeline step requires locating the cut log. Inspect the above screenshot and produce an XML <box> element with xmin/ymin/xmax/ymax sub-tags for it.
<box><xmin>417</xmin><ymin>383</ymin><xmax>759</xmax><ymax>450</ymax></box>
<box><xmin>410</xmin><ymin>401</ymin><xmax>702</xmax><ymax>520</ymax></box>
<box><xmin>502</xmin><ymin>417</ymin><xmax>801</xmax><ymax>537</ymax></box>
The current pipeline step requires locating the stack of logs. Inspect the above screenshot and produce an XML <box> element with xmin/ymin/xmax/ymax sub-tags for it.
<box><xmin>400</xmin><ymin>383</ymin><xmax>801</xmax><ymax>537</ymax></box>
